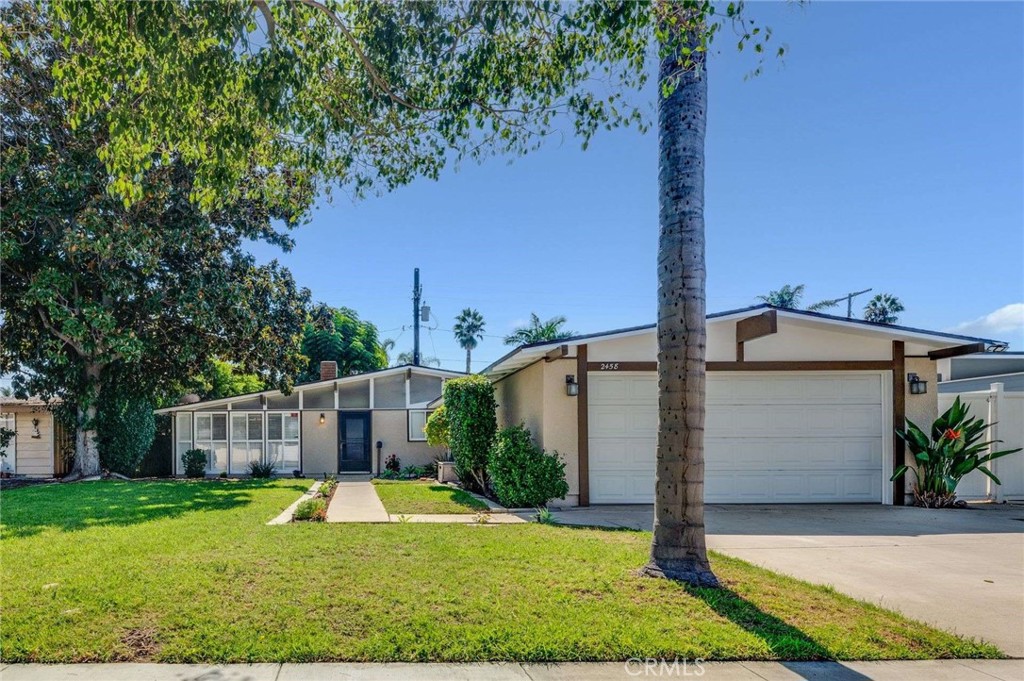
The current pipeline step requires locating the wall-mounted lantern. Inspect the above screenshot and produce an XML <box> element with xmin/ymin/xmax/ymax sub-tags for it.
<box><xmin>907</xmin><ymin>373</ymin><xmax>928</xmax><ymax>395</ymax></box>
<box><xmin>31</xmin><ymin>418</ymin><xmax>41</xmax><ymax>438</ymax></box>
<box><xmin>565</xmin><ymin>375</ymin><xmax>579</xmax><ymax>397</ymax></box>
<box><xmin>319</xmin><ymin>412</ymin><xmax>326</xmax><ymax>425</ymax></box>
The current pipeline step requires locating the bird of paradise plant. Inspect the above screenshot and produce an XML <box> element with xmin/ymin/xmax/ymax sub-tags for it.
<box><xmin>892</xmin><ymin>397</ymin><xmax>1022</xmax><ymax>508</ymax></box>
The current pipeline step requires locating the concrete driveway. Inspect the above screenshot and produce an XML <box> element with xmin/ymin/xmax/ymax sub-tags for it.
<box><xmin>549</xmin><ymin>503</ymin><xmax>1024</xmax><ymax>657</ymax></box>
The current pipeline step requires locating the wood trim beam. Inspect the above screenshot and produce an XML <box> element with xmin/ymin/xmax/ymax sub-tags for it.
<box><xmin>736</xmin><ymin>310</ymin><xmax>778</xmax><ymax>344</ymax></box>
<box><xmin>736</xmin><ymin>341</ymin><xmax>744</xmax><ymax>362</ymax></box>
<box><xmin>927</xmin><ymin>342</ymin><xmax>986</xmax><ymax>361</ymax></box>
<box><xmin>545</xmin><ymin>344</ymin><xmax>569</xmax><ymax>362</ymax></box>
<box><xmin>577</xmin><ymin>344</ymin><xmax>590</xmax><ymax>507</ymax></box>
<box><xmin>892</xmin><ymin>340</ymin><xmax>906</xmax><ymax>506</ymax></box>
<box><xmin>708</xmin><ymin>360</ymin><xmax>893</xmax><ymax>372</ymax></box>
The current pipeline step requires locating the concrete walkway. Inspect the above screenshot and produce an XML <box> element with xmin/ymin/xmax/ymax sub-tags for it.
<box><xmin>2</xmin><ymin>660</ymin><xmax>1021</xmax><ymax>680</ymax></box>
<box><xmin>267</xmin><ymin>479</ymin><xmax>321</xmax><ymax>525</ymax></box>
<box><xmin>549</xmin><ymin>503</ymin><xmax>1024</xmax><ymax>657</ymax></box>
<box><xmin>325</xmin><ymin>476</ymin><xmax>389</xmax><ymax>523</ymax></box>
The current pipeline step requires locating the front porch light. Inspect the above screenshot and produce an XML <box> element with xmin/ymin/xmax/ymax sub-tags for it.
<box><xmin>319</xmin><ymin>412</ymin><xmax>326</xmax><ymax>424</ymax></box>
<box><xmin>907</xmin><ymin>373</ymin><xmax>928</xmax><ymax>395</ymax></box>
<box><xmin>565</xmin><ymin>375</ymin><xmax>579</xmax><ymax>397</ymax></box>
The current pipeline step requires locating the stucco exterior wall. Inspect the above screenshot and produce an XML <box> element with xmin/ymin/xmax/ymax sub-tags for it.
<box><xmin>541</xmin><ymin>357</ymin><xmax>580</xmax><ymax>506</ymax></box>
<box><xmin>494</xmin><ymin>360</ymin><xmax>546</xmax><ymax>437</ymax></box>
<box><xmin>302</xmin><ymin>410</ymin><xmax>337</xmax><ymax>478</ymax></box>
<box><xmin>372</xmin><ymin>410</ymin><xmax>445</xmax><ymax>473</ymax></box>
<box><xmin>743</xmin><ymin>321</ymin><xmax>893</xmax><ymax>361</ymax></box>
<box><xmin>901</xmin><ymin>357</ymin><xmax>940</xmax><ymax>500</ymax></box>
<box><xmin>5</xmin><ymin>408</ymin><xmax>55</xmax><ymax>477</ymax></box>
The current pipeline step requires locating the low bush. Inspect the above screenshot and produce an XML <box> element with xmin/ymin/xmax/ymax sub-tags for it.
<box><xmin>384</xmin><ymin>454</ymin><xmax>401</xmax><ymax>473</ymax></box>
<box><xmin>318</xmin><ymin>479</ymin><xmax>337</xmax><ymax>497</ymax></box>
<box><xmin>293</xmin><ymin>498</ymin><xmax>327</xmax><ymax>521</ymax></box>
<box><xmin>248</xmin><ymin>460</ymin><xmax>277</xmax><ymax>478</ymax></box>
<box><xmin>182</xmin><ymin>449</ymin><xmax>206</xmax><ymax>478</ymax></box>
<box><xmin>488</xmin><ymin>424</ymin><xmax>568</xmax><ymax>508</ymax></box>
<box><xmin>377</xmin><ymin>469</ymin><xmax>399</xmax><ymax>480</ymax></box>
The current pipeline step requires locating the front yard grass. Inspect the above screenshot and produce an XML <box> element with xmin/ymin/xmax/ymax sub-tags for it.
<box><xmin>372</xmin><ymin>479</ymin><xmax>488</xmax><ymax>514</ymax></box>
<box><xmin>0</xmin><ymin>480</ymin><xmax>1002</xmax><ymax>663</ymax></box>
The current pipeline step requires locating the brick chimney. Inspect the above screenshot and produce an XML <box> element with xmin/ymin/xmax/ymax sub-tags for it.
<box><xmin>319</xmin><ymin>361</ymin><xmax>338</xmax><ymax>381</ymax></box>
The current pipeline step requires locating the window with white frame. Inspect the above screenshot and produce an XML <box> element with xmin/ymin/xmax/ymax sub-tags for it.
<box><xmin>0</xmin><ymin>413</ymin><xmax>16</xmax><ymax>474</ymax></box>
<box><xmin>195</xmin><ymin>413</ymin><xmax>228</xmax><ymax>474</ymax></box>
<box><xmin>175</xmin><ymin>413</ymin><xmax>192</xmax><ymax>474</ymax></box>
<box><xmin>408</xmin><ymin>410</ymin><xmax>432</xmax><ymax>441</ymax></box>
<box><xmin>267</xmin><ymin>412</ymin><xmax>300</xmax><ymax>472</ymax></box>
<box><xmin>230</xmin><ymin>413</ymin><xmax>263</xmax><ymax>474</ymax></box>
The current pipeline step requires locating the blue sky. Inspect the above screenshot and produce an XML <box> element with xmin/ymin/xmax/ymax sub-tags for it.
<box><xmin>249</xmin><ymin>1</ymin><xmax>1024</xmax><ymax>372</ymax></box>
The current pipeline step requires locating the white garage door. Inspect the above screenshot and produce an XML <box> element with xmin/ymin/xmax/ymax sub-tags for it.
<box><xmin>588</xmin><ymin>372</ymin><xmax>886</xmax><ymax>504</ymax></box>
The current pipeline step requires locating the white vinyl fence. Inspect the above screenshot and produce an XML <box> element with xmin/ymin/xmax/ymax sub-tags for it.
<box><xmin>939</xmin><ymin>383</ymin><xmax>1024</xmax><ymax>501</ymax></box>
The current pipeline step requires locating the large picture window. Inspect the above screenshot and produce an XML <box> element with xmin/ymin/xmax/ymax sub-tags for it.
<box><xmin>195</xmin><ymin>413</ymin><xmax>228</xmax><ymax>474</ymax></box>
<box><xmin>267</xmin><ymin>412</ymin><xmax>300</xmax><ymax>472</ymax></box>
<box><xmin>230</xmin><ymin>413</ymin><xmax>263</xmax><ymax>474</ymax></box>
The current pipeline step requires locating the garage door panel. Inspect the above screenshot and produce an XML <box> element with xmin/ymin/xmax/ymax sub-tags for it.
<box><xmin>589</xmin><ymin>372</ymin><xmax>885</xmax><ymax>504</ymax></box>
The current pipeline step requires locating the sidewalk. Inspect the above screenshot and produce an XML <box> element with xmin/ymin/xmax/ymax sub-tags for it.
<box><xmin>2</xmin><ymin>660</ymin><xmax>1021</xmax><ymax>680</ymax></box>
<box><xmin>324</xmin><ymin>476</ymin><xmax>389</xmax><ymax>523</ymax></box>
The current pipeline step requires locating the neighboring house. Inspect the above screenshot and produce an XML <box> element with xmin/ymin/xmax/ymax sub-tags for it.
<box><xmin>0</xmin><ymin>397</ymin><xmax>73</xmax><ymax>478</ymax></box>
<box><xmin>483</xmin><ymin>304</ymin><xmax>1003</xmax><ymax>507</ymax></box>
<box><xmin>938</xmin><ymin>352</ymin><xmax>1024</xmax><ymax>501</ymax></box>
<box><xmin>155</xmin><ymin>362</ymin><xmax>463</xmax><ymax>477</ymax></box>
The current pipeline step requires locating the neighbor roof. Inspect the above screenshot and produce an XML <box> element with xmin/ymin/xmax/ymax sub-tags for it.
<box><xmin>482</xmin><ymin>304</ymin><xmax>1006</xmax><ymax>379</ymax></box>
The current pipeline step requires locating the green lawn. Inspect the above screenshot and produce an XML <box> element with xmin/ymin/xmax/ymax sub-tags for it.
<box><xmin>372</xmin><ymin>479</ymin><xmax>488</xmax><ymax>514</ymax></box>
<box><xmin>0</xmin><ymin>480</ymin><xmax>1001</xmax><ymax>663</ymax></box>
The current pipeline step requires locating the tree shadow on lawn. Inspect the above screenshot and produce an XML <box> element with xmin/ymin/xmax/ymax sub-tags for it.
<box><xmin>0</xmin><ymin>479</ymin><xmax>300</xmax><ymax>538</ymax></box>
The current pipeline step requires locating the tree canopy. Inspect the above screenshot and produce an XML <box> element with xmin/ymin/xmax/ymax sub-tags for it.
<box><xmin>0</xmin><ymin>1</ymin><xmax>311</xmax><ymax>475</ymax></box>
<box><xmin>864</xmin><ymin>293</ymin><xmax>905</xmax><ymax>325</ymax></box>
<box><xmin>301</xmin><ymin>304</ymin><xmax>388</xmax><ymax>380</ymax></box>
<box><xmin>504</xmin><ymin>313</ymin><xmax>575</xmax><ymax>346</ymax></box>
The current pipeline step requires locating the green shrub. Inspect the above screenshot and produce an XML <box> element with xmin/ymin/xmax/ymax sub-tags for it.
<box><xmin>893</xmin><ymin>397</ymin><xmax>1022</xmax><ymax>507</ymax></box>
<box><xmin>97</xmin><ymin>390</ymin><xmax>156</xmax><ymax>476</ymax></box>
<box><xmin>488</xmin><ymin>424</ymin><xmax>568</xmax><ymax>508</ymax></box>
<box><xmin>293</xmin><ymin>498</ymin><xmax>327</xmax><ymax>521</ymax></box>
<box><xmin>443</xmin><ymin>375</ymin><xmax>497</xmax><ymax>493</ymax></box>
<box><xmin>248</xmin><ymin>460</ymin><xmax>277</xmax><ymax>478</ymax></box>
<box><xmin>384</xmin><ymin>453</ymin><xmax>400</xmax><ymax>473</ymax></box>
<box><xmin>182</xmin><ymin>448</ymin><xmax>207</xmax><ymax>478</ymax></box>
<box><xmin>317</xmin><ymin>479</ymin><xmax>336</xmax><ymax>497</ymax></box>
<box><xmin>425</xmin><ymin>405</ymin><xmax>449</xmax><ymax>450</ymax></box>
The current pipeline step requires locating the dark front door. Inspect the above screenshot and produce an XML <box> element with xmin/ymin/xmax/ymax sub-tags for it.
<box><xmin>338</xmin><ymin>412</ymin><xmax>372</xmax><ymax>473</ymax></box>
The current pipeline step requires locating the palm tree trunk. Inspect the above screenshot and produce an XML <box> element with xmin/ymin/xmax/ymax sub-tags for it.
<box><xmin>642</xmin><ymin>15</ymin><xmax>718</xmax><ymax>587</ymax></box>
<box><xmin>465</xmin><ymin>347</ymin><xmax>472</xmax><ymax>374</ymax></box>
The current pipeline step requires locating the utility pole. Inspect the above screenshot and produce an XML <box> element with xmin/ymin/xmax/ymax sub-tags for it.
<box><xmin>844</xmin><ymin>288</ymin><xmax>872</xmax><ymax>318</ymax></box>
<box><xmin>412</xmin><ymin>268</ymin><xmax>421</xmax><ymax>366</ymax></box>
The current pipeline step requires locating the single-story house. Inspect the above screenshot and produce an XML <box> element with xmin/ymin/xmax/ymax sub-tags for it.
<box><xmin>155</xmin><ymin>362</ymin><xmax>463</xmax><ymax>477</ymax></box>
<box><xmin>484</xmin><ymin>304</ymin><xmax>1005</xmax><ymax>507</ymax></box>
<box><xmin>0</xmin><ymin>397</ymin><xmax>73</xmax><ymax>478</ymax></box>
<box><xmin>938</xmin><ymin>352</ymin><xmax>1024</xmax><ymax>501</ymax></box>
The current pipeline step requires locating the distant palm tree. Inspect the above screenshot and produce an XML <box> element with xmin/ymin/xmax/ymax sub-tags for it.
<box><xmin>381</xmin><ymin>338</ymin><xmax>395</xmax><ymax>365</ymax></box>
<box><xmin>453</xmin><ymin>308</ymin><xmax>486</xmax><ymax>374</ymax></box>
<box><xmin>758</xmin><ymin>284</ymin><xmax>840</xmax><ymax>312</ymax></box>
<box><xmin>863</xmin><ymin>294</ymin><xmax>905</xmax><ymax>324</ymax></box>
<box><xmin>395</xmin><ymin>350</ymin><xmax>441</xmax><ymax>368</ymax></box>
<box><xmin>503</xmin><ymin>313</ymin><xmax>575</xmax><ymax>346</ymax></box>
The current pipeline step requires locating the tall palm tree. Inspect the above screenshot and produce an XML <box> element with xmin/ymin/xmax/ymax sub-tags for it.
<box><xmin>503</xmin><ymin>313</ymin><xmax>575</xmax><ymax>346</ymax></box>
<box><xmin>642</xmin><ymin>5</ymin><xmax>720</xmax><ymax>586</ymax></box>
<box><xmin>863</xmin><ymin>293</ymin><xmax>904</xmax><ymax>324</ymax></box>
<box><xmin>453</xmin><ymin>308</ymin><xmax>486</xmax><ymax>374</ymax></box>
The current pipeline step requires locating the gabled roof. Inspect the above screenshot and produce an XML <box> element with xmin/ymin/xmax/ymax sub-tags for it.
<box><xmin>482</xmin><ymin>304</ymin><xmax>1006</xmax><ymax>380</ymax></box>
<box><xmin>155</xmin><ymin>364</ymin><xmax>465</xmax><ymax>413</ymax></box>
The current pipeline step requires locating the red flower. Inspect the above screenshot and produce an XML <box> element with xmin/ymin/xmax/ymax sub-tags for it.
<box><xmin>942</xmin><ymin>428</ymin><xmax>962</xmax><ymax>441</ymax></box>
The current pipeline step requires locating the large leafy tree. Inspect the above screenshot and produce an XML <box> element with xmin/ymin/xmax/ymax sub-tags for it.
<box><xmin>301</xmin><ymin>304</ymin><xmax>387</xmax><ymax>380</ymax></box>
<box><xmin>453</xmin><ymin>308</ymin><xmax>485</xmax><ymax>373</ymax></box>
<box><xmin>503</xmin><ymin>313</ymin><xmax>575</xmax><ymax>347</ymax></box>
<box><xmin>0</xmin><ymin>1</ymin><xmax>311</xmax><ymax>478</ymax></box>
<box><xmin>46</xmin><ymin>0</ymin><xmax>782</xmax><ymax>585</ymax></box>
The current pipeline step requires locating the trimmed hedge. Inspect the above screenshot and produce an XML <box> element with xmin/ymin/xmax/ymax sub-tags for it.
<box><xmin>442</xmin><ymin>376</ymin><xmax>496</xmax><ymax>493</ymax></box>
<box><xmin>488</xmin><ymin>424</ymin><xmax>568</xmax><ymax>508</ymax></box>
